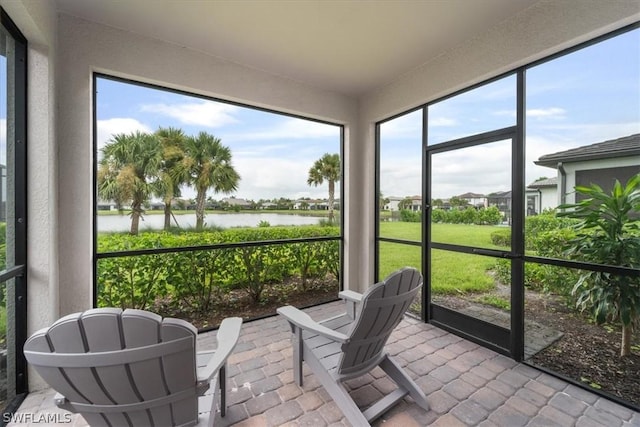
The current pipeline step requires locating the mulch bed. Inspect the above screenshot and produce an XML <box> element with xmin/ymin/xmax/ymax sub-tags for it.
<box><xmin>153</xmin><ymin>277</ymin><xmax>339</xmax><ymax>331</ymax></box>
<box><xmin>525</xmin><ymin>294</ymin><xmax>640</xmax><ymax>407</ymax></box>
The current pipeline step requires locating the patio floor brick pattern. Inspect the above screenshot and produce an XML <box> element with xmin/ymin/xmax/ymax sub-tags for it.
<box><xmin>9</xmin><ymin>301</ymin><xmax>640</xmax><ymax>426</ymax></box>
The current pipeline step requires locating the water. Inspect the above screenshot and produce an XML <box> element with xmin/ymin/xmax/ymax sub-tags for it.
<box><xmin>98</xmin><ymin>212</ymin><xmax>322</xmax><ymax>232</ymax></box>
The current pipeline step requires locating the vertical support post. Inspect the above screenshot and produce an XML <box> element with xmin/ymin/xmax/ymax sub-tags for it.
<box><xmin>293</xmin><ymin>327</ymin><xmax>303</xmax><ymax>386</ymax></box>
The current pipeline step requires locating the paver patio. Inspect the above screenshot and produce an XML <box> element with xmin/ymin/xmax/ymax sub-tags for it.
<box><xmin>9</xmin><ymin>301</ymin><xmax>640</xmax><ymax>426</ymax></box>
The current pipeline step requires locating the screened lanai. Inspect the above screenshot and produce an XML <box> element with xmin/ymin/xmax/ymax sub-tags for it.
<box><xmin>0</xmin><ymin>0</ymin><xmax>638</xmax><ymax>424</ymax></box>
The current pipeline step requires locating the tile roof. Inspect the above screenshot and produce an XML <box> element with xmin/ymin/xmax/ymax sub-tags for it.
<box><xmin>528</xmin><ymin>177</ymin><xmax>558</xmax><ymax>188</ymax></box>
<box><xmin>535</xmin><ymin>134</ymin><xmax>640</xmax><ymax>168</ymax></box>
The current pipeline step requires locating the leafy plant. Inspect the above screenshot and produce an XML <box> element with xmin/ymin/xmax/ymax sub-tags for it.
<box><xmin>558</xmin><ymin>174</ymin><xmax>640</xmax><ymax>357</ymax></box>
<box><xmin>97</xmin><ymin>253</ymin><xmax>169</xmax><ymax>310</ymax></box>
<box><xmin>490</xmin><ymin>229</ymin><xmax>510</xmax><ymax>247</ymax></box>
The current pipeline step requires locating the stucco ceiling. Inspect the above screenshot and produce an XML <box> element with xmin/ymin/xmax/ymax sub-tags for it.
<box><xmin>55</xmin><ymin>0</ymin><xmax>539</xmax><ymax>96</ymax></box>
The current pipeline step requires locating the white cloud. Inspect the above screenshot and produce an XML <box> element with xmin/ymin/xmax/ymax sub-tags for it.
<box><xmin>96</xmin><ymin>118</ymin><xmax>152</xmax><ymax>150</ymax></box>
<box><xmin>175</xmin><ymin>154</ymin><xmax>338</xmax><ymax>202</ymax></box>
<box><xmin>429</xmin><ymin>117</ymin><xmax>457</xmax><ymax>127</ymax></box>
<box><xmin>225</xmin><ymin>117</ymin><xmax>339</xmax><ymax>142</ymax></box>
<box><xmin>379</xmin><ymin>110</ymin><xmax>422</xmax><ymax>139</ymax></box>
<box><xmin>527</xmin><ymin>107</ymin><xmax>566</xmax><ymax>119</ymax></box>
<box><xmin>141</xmin><ymin>101</ymin><xmax>240</xmax><ymax>128</ymax></box>
<box><xmin>214</xmin><ymin>156</ymin><xmax>336</xmax><ymax>201</ymax></box>
<box><xmin>380</xmin><ymin>160</ymin><xmax>422</xmax><ymax>198</ymax></box>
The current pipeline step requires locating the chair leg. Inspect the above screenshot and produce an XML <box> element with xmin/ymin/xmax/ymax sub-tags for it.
<box><xmin>303</xmin><ymin>347</ymin><xmax>371</xmax><ymax>426</ymax></box>
<box><xmin>379</xmin><ymin>356</ymin><xmax>429</xmax><ymax>411</ymax></box>
<box><xmin>292</xmin><ymin>327</ymin><xmax>304</xmax><ymax>386</ymax></box>
<box><xmin>219</xmin><ymin>364</ymin><xmax>227</xmax><ymax>417</ymax></box>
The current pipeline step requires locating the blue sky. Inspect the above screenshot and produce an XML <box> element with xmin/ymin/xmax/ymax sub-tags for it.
<box><xmin>96</xmin><ymin>78</ymin><xmax>341</xmax><ymax>202</ymax></box>
<box><xmin>379</xmin><ymin>28</ymin><xmax>640</xmax><ymax>200</ymax></box>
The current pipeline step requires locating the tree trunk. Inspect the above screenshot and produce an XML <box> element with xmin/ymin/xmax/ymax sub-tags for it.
<box><xmin>195</xmin><ymin>190</ymin><xmax>206</xmax><ymax>231</ymax></box>
<box><xmin>328</xmin><ymin>180</ymin><xmax>335</xmax><ymax>222</ymax></box>
<box><xmin>130</xmin><ymin>201</ymin><xmax>141</xmax><ymax>235</ymax></box>
<box><xmin>621</xmin><ymin>323</ymin><xmax>632</xmax><ymax>357</ymax></box>
<box><xmin>163</xmin><ymin>199</ymin><xmax>172</xmax><ymax>230</ymax></box>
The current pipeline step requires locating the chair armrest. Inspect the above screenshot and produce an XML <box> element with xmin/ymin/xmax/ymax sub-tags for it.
<box><xmin>277</xmin><ymin>306</ymin><xmax>349</xmax><ymax>343</ymax></box>
<box><xmin>339</xmin><ymin>290</ymin><xmax>363</xmax><ymax>303</ymax></box>
<box><xmin>196</xmin><ymin>317</ymin><xmax>243</xmax><ymax>384</ymax></box>
<box><xmin>339</xmin><ymin>290</ymin><xmax>363</xmax><ymax>319</ymax></box>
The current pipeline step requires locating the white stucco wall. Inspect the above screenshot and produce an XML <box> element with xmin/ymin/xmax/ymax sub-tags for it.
<box><xmin>540</xmin><ymin>187</ymin><xmax>558</xmax><ymax>212</ymax></box>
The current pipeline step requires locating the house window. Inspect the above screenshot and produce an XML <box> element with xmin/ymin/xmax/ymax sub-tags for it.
<box><xmin>575</xmin><ymin>165</ymin><xmax>639</xmax><ymax>202</ymax></box>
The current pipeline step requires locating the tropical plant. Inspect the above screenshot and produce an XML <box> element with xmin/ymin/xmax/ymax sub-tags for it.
<box><xmin>155</xmin><ymin>127</ymin><xmax>187</xmax><ymax>230</ymax></box>
<box><xmin>558</xmin><ymin>174</ymin><xmax>640</xmax><ymax>356</ymax></box>
<box><xmin>307</xmin><ymin>153</ymin><xmax>340</xmax><ymax>222</ymax></box>
<box><xmin>98</xmin><ymin>131</ymin><xmax>163</xmax><ymax>235</ymax></box>
<box><xmin>177</xmin><ymin>132</ymin><xmax>240</xmax><ymax>231</ymax></box>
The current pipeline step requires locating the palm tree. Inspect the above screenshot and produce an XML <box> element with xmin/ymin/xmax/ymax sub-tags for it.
<box><xmin>307</xmin><ymin>153</ymin><xmax>340</xmax><ymax>222</ymax></box>
<box><xmin>155</xmin><ymin>127</ymin><xmax>187</xmax><ymax>230</ymax></box>
<box><xmin>177</xmin><ymin>132</ymin><xmax>240</xmax><ymax>231</ymax></box>
<box><xmin>98</xmin><ymin>131</ymin><xmax>163</xmax><ymax>235</ymax></box>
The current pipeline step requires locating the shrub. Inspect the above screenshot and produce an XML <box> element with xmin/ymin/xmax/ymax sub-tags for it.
<box><xmin>478</xmin><ymin>206</ymin><xmax>502</xmax><ymax>225</ymax></box>
<box><xmin>400</xmin><ymin>209</ymin><xmax>421</xmax><ymax>222</ymax></box>
<box><xmin>525</xmin><ymin>210</ymin><xmax>577</xmax><ymax>250</ymax></box>
<box><xmin>97</xmin><ymin>225</ymin><xmax>341</xmax><ymax>309</ymax></box>
<box><xmin>490</xmin><ymin>229</ymin><xmax>511</xmax><ymax>247</ymax></box>
<box><xmin>98</xmin><ymin>253</ymin><xmax>169</xmax><ymax>310</ymax></box>
<box><xmin>431</xmin><ymin>209</ymin><xmax>447</xmax><ymax>223</ymax></box>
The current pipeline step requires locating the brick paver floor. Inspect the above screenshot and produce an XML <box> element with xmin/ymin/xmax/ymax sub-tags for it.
<box><xmin>10</xmin><ymin>301</ymin><xmax>640</xmax><ymax>426</ymax></box>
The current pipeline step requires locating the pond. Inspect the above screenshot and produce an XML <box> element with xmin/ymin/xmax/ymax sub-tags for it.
<box><xmin>98</xmin><ymin>212</ymin><xmax>322</xmax><ymax>232</ymax></box>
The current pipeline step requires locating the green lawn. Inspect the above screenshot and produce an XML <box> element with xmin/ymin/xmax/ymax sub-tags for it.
<box><xmin>379</xmin><ymin>222</ymin><xmax>506</xmax><ymax>294</ymax></box>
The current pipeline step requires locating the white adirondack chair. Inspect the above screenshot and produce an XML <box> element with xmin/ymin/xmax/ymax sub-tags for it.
<box><xmin>24</xmin><ymin>308</ymin><xmax>242</xmax><ymax>427</ymax></box>
<box><xmin>277</xmin><ymin>267</ymin><xmax>429</xmax><ymax>426</ymax></box>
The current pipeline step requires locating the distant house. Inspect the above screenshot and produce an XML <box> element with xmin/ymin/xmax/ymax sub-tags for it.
<box><xmin>535</xmin><ymin>133</ymin><xmax>640</xmax><ymax>205</ymax></box>
<box><xmin>310</xmin><ymin>200</ymin><xmax>329</xmax><ymax>210</ymax></box>
<box><xmin>383</xmin><ymin>196</ymin><xmax>403</xmax><ymax>211</ymax></box>
<box><xmin>408</xmin><ymin>196</ymin><xmax>422</xmax><ymax>212</ymax></box>
<box><xmin>97</xmin><ymin>199</ymin><xmax>117</xmax><ymax>211</ymax></box>
<box><xmin>260</xmin><ymin>202</ymin><xmax>277</xmax><ymax>210</ymax></box>
<box><xmin>221</xmin><ymin>197</ymin><xmax>252</xmax><ymax>209</ymax></box>
<box><xmin>487</xmin><ymin>191</ymin><xmax>511</xmax><ymax>223</ymax></box>
<box><xmin>526</xmin><ymin>177</ymin><xmax>558</xmax><ymax>215</ymax></box>
<box><xmin>457</xmin><ymin>192</ymin><xmax>487</xmax><ymax>209</ymax></box>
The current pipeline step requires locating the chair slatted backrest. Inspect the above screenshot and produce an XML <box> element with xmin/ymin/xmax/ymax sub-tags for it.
<box><xmin>24</xmin><ymin>308</ymin><xmax>199</xmax><ymax>427</ymax></box>
<box><xmin>337</xmin><ymin>267</ymin><xmax>422</xmax><ymax>376</ymax></box>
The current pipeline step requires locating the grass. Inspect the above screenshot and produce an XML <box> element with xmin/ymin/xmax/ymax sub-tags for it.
<box><xmin>476</xmin><ymin>295</ymin><xmax>510</xmax><ymax>310</ymax></box>
<box><xmin>379</xmin><ymin>222</ymin><xmax>505</xmax><ymax>295</ymax></box>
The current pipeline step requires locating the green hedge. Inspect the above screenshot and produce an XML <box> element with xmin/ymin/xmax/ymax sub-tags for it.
<box><xmin>493</xmin><ymin>211</ymin><xmax>579</xmax><ymax>300</ymax></box>
<box><xmin>430</xmin><ymin>206</ymin><xmax>502</xmax><ymax>225</ymax></box>
<box><xmin>97</xmin><ymin>226</ymin><xmax>340</xmax><ymax>312</ymax></box>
